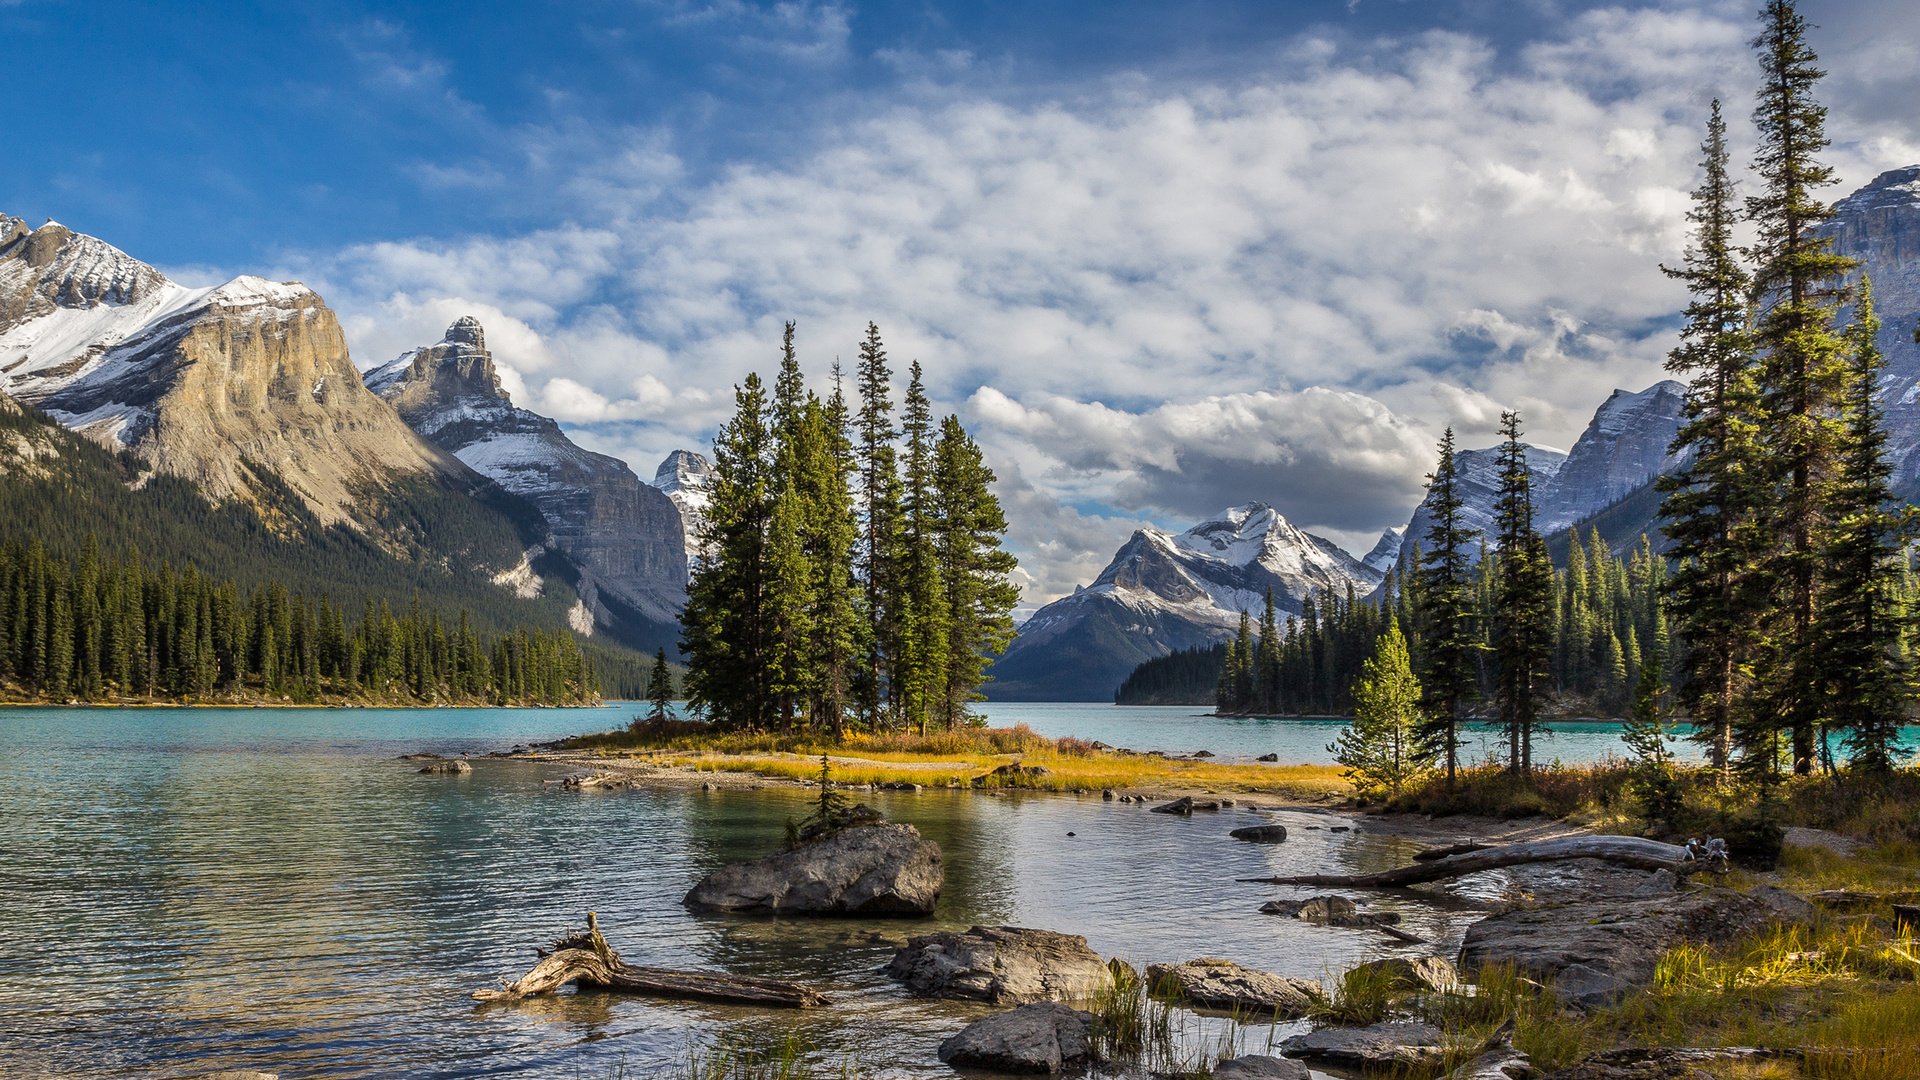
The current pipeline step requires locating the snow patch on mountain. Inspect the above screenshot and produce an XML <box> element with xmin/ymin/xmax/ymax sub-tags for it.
<box><xmin>654</xmin><ymin>449</ymin><xmax>714</xmax><ymax>572</ymax></box>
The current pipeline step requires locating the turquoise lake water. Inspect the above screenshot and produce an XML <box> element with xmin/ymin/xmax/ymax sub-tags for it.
<box><xmin>0</xmin><ymin>701</ymin><xmax>1665</xmax><ymax>1077</ymax></box>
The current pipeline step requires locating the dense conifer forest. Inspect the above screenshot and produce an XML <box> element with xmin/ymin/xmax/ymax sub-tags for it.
<box><xmin>681</xmin><ymin>322</ymin><xmax>1021</xmax><ymax>734</ymax></box>
<box><xmin>0</xmin><ymin>539</ymin><xmax>598</xmax><ymax>705</ymax></box>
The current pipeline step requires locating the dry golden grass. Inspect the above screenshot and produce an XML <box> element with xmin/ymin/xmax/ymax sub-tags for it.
<box><xmin>561</xmin><ymin>720</ymin><xmax>1349</xmax><ymax>797</ymax></box>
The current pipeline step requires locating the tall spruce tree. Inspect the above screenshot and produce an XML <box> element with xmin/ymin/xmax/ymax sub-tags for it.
<box><xmin>854</xmin><ymin>324</ymin><xmax>904</xmax><ymax>729</ymax></box>
<box><xmin>807</xmin><ymin>366</ymin><xmax>864</xmax><ymax>735</ymax></box>
<box><xmin>1818</xmin><ymin>281</ymin><xmax>1912</xmax><ymax>772</ymax></box>
<box><xmin>1492</xmin><ymin>411</ymin><xmax>1553</xmax><ymax>777</ymax></box>
<box><xmin>765</xmin><ymin>323</ymin><xmax>819</xmax><ymax>727</ymax></box>
<box><xmin>1330</xmin><ymin>619</ymin><xmax>1429</xmax><ymax>799</ymax></box>
<box><xmin>896</xmin><ymin>362</ymin><xmax>948</xmax><ymax>733</ymax></box>
<box><xmin>1747</xmin><ymin>0</ymin><xmax>1859</xmax><ymax>777</ymax></box>
<box><xmin>681</xmin><ymin>373</ymin><xmax>775</xmax><ymax>727</ymax></box>
<box><xmin>1417</xmin><ymin>428</ymin><xmax>1478</xmax><ymax>788</ymax></box>
<box><xmin>931</xmin><ymin>415</ymin><xmax>1020</xmax><ymax>727</ymax></box>
<box><xmin>645</xmin><ymin>648</ymin><xmax>673</xmax><ymax>723</ymax></box>
<box><xmin>1658</xmin><ymin>99</ymin><xmax>1766</xmax><ymax>778</ymax></box>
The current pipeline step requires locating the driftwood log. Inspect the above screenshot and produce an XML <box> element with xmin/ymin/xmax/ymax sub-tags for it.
<box><xmin>473</xmin><ymin>912</ymin><xmax>829</xmax><ymax>1008</ymax></box>
<box><xmin>1240</xmin><ymin>835</ymin><xmax>1708</xmax><ymax>888</ymax></box>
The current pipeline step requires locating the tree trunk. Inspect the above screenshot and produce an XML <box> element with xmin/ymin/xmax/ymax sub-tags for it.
<box><xmin>1239</xmin><ymin>835</ymin><xmax>1701</xmax><ymax>888</ymax></box>
<box><xmin>474</xmin><ymin>913</ymin><xmax>829</xmax><ymax>1008</ymax></box>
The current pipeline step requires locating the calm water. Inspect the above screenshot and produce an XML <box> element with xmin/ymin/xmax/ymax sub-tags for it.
<box><xmin>0</xmin><ymin>702</ymin><xmax>1633</xmax><ymax>1078</ymax></box>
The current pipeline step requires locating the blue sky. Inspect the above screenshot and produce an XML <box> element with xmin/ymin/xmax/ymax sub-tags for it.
<box><xmin>6</xmin><ymin>0</ymin><xmax>1920</xmax><ymax>607</ymax></box>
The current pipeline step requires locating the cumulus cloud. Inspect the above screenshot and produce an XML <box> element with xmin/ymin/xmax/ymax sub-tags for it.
<box><xmin>285</xmin><ymin>1</ymin><xmax>1920</xmax><ymax>609</ymax></box>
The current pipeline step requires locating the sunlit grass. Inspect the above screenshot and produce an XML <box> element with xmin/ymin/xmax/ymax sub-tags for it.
<box><xmin>559</xmin><ymin>720</ymin><xmax>1350</xmax><ymax>796</ymax></box>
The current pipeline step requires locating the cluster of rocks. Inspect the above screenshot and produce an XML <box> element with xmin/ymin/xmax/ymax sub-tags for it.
<box><xmin>683</xmin><ymin>816</ymin><xmax>942</xmax><ymax>917</ymax></box>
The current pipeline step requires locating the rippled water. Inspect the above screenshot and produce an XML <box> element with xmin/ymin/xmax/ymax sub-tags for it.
<box><xmin>0</xmin><ymin>702</ymin><xmax>1606</xmax><ymax>1078</ymax></box>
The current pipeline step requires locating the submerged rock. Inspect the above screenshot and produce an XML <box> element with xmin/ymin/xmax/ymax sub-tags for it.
<box><xmin>886</xmin><ymin>925</ymin><xmax>1112</xmax><ymax>1003</ymax></box>
<box><xmin>1229</xmin><ymin>824</ymin><xmax>1289</xmax><ymax>843</ymax></box>
<box><xmin>936</xmin><ymin>1002</ymin><xmax>1095</xmax><ymax>1074</ymax></box>
<box><xmin>1280</xmin><ymin>1021</ymin><xmax>1445</xmax><ymax>1069</ymax></box>
<box><xmin>417</xmin><ymin>759</ymin><xmax>471</xmax><ymax>775</ymax></box>
<box><xmin>1150</xmin><ymin>796</ymin><xmax>1222</xmax><ymax>815</ymax></box>
<box><xmin>1213</xmin><ymin>1056</ymin><xmax>1310</xmax><ymax>1080</ymax></box>
<box><xmin>1459</xmin><ymin>886</ymin><xmax>1813</xmax><ymax>1008</ymax></box>
<box><xmin>1144</xmin><ymin>958</ymin><xmax>1323</xmax><ymax>1017</ymax></box>
<box><xmin>683</xmin><ymin>822</ymin><xmax>942</xmax><ymax>917</ymax></box>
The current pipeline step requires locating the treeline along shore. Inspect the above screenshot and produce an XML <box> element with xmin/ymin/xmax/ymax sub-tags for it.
<box><xmin>0</xmin><ymin>539</ymin><xmax>599</xmax><ymax>706</ymax></box>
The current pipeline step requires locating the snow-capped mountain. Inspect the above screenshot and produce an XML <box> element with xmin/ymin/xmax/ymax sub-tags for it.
<box><xmin>652</xmin><ymin>449</ymin><xmax>714</xmax><ymax>573</ymax></box>
<box><xmin>1362</xmin><ymin>527</ymin><xmax>1404</xmax><ymax>573</ymax></box>
<box><xmin>0</xmin><ymin>215</ymin><xmax>459</xmax><ymax>527</ymax></box>
<box><xmin>985</xmin><ymin>503</ymin><xmax>1382</xmax><ymax>701</ymax></box>
<box><xmin>1395</xmin><ymin>380</ymin><xmax>1685</xmax><ymax>563</ymax></box>
<box><xmin>1825</xmin><ymin>165</ymin><xmax>1920</xmax><ymax>483</ymax></box>
<box><xmin>367</xmin><ymin>317</ymin><xmax>687</xmax><ymax>644</ymax></box>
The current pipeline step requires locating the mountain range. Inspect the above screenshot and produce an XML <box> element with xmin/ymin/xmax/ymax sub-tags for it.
<box><xmin>0</xmin><ymin>215</ymin><xmax>688</xmax><ymax>658</ymax></box>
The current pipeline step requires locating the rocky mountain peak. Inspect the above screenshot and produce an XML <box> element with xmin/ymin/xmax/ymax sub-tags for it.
<box><xmin>364</xmin><ymin>316</ymin><xmax>510</xmax><ymax>413</ymax></box>
<box><xmin>0</xmin><ymin>215</ymin><xmax>172</xmax><ymax>328</ymax></box>
<box><xmin>654</xmin><ymin>448</ymin><xmax>714</xmax><ymax>492</ymax></box>
<box><xmin>1834</xmin><ymin>166</ymin><xmax>1920</xmax><ymax>216</ymax></box>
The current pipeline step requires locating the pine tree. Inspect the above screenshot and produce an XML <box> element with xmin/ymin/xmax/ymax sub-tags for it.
<box><xmin>1818</xmin><ymin>281</ymin><xmax>1912</xmax><ymax>772</ymax></box>
<box><xmin>1747</xmin><ymin>0</ymin><xmax>1860</xmax><ymax>777</ymax></box>
<box><xmin>1492</xmin><ymin>411</ymin><xmax>1553</xmax><ymax>777</ymax></box>
<box><xmin>1622</xmin><ymin>634</ymin><xmax>1682</xmax><ymax>829</ymax></box>
<box><xmin>807</xmin><ymin>366</ymin><xmax>864</xmax><ymax>736</ymax></box>
<box><xmin>681</xmin><ymin>373</ymin><xmax>775</xmax><ymax>728</ymax></box>
<box><xmin>1416</xmin><ymin>428</ymin><xmax>1478</xmax><ymax>788</ymax></box>
<box><xmin>893</xmin><ymin>362</ymin><xmax>949</xmax><ymax>733</ymax></box>
<box><xmin>1255</xmin><ymin>588</ymin><xmax>1281</xmax><ymax>714</ymax></box>
<box><xmin>765</xmin><ymin>322</ymin><xmax>818</xmax><ymax>728</ymax></box>
<box><xmin>931</xmin><ymin>415</ymin><xmax>1019</xmax><ymax>727</ymax></box>
<box><xmin>1331</xmin><ymin>620</ymin><xmax>1430</xmax><ymax>798</ymax></box>
<box><xmin>645</xmin><ymin>648</ymin><xmax>673</xmax><ymax>723</ymax></box>
<box><xmin>854</xmin><ymin>323</ymin><xmax>903</xmax><ymax>729</ymax></box>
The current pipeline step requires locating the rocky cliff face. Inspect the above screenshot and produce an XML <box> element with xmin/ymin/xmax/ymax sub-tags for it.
<box><xmin>367</xmin><ymin>318</ymin><xmax>687</xmax><ymax>643</ymax></box>
<box><xmin>0</xmin><ymin>216</ymin><xmax>458</xmax><ymax>528</ymax></box>
<box><xmin>1825</xmin><ymin>165</ymin><xmax>1920</xmax><ymax>480</ymax></box>
<box><xmin>1395</xmin><ymin>380</ymin><xmax>1684</xmax><ymax>562</ymax></box>
<box><xmin>986</xmin><ymin>503</ymin><xmax>1381</xmax><ymax>701</ymax></box>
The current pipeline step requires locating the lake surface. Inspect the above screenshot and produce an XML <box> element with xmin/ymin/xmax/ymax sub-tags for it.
<box><xmin>0</xmin><ymin>701</ymin><xmax>1642</xmax><ymax>1078</ymax></box>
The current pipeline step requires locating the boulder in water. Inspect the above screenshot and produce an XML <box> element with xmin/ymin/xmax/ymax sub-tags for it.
<box><xmin>886</xmin><ymin>925</ymin><xmax>1112</xmax><ymax>1003</ymax></box>
<box><xmin>1280</xmin><ymin>1021</ymin><xmax>1446</xmax><ymax>1069</ymax></box>
<box><xmin>1144</xmin><ymin>958</ymin><xmax>1323</xmax><ymax>1017</ymax></box>
<box><xmin>683</xmin><ymin>822</ymin><xmax>941</xmax><ymax>917</ymax></box>
<box><xmin>1230</xmin><ymin>824</ymin><xmax>1289</xmax><ymax>843</ymax></box>
<box><xmin>936</xmin><ymin>1002</ymin><xmax>1094</xmax><ymax>1074</ymax></box>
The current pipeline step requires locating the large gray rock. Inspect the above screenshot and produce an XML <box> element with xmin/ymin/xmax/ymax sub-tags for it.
<box><xmin>1280</xmin><ymin>1021</ymin><xmax>1446</xmax><ymax>1069</ymax></box>
<box><xmin>1144</xmin><ymin>959</ymin><xmax>1323</xmax><ymax>1018</ymax></box>
<box><xmin>1349</xmin><ymin>955</ymin><xmax>1458</xmax><ymax>993</ymax></box>
<box><xmin>886</xmin><ymin>925</ymin><xmax>1112</xmax><ymax>1004</ymax></box>
<box><xmin>936</xmin><ymin>1002</ymin><xmax>1095</xmax><ymax>1074</ymax></box>
<box><xmin>683</xmin><ymin>822</ymin><xmax>941</xmax><ymax>916</ymax></box>
<box><xmin>1459</xmin><ymin>887</ymin><xmax>1813</xmax><ymax>1008</ymax></box>
<box><xmin>1212</xmin><ymin>1055</ymin><xmax>1310</xmax><ymax>1079</ymax></box>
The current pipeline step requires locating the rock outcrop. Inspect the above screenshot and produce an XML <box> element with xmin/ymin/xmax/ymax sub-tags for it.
<box><xmin>936</xmin><ymin>1002</ymin><xmax>1095</xmax><ymax>1074</ymax></box>
<box><xmin>368</xmin><ymin>318</ymin><xmax>687</xmax><ymax>647</ymax></box>
<box><xmin>1349</xmin><ymin>955</ymin><xmax>1457</xmax><ymax>992</ymax></box>
<box><xmin>886</xmin><ymin>925</ymin><xmax>1113</xmax><ymax>1003</ymax></box>
<box><xmin>1458</xmin><ymin>886</ymin><xmax>1813</xmax><ymax>1008</ymax></box>
<box><xmin>1144</xmin><ymin>958</ymin><xmax>1323</xmax><ymax>1017</ymax></box>
<box><xmin>1230</xmin><ymin>824</ymin><xmax>1289</xmax><ymax>842</ymax></box>
<box><xmin>683</xmin><ymin>822</ymin><xmax>942</xmax><ymax>916</ymax></box>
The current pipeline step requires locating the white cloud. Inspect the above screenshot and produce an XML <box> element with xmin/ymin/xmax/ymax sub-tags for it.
<box><xmin>286</xmin><ymin>1</ymin><xmax>1920</xmax><ymax>608</ymax></box>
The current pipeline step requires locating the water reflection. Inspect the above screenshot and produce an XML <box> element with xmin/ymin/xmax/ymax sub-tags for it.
<box><xmin>2</xmin><ymin>707</ymin><xmax>1504</xmax><ymax>1077</ymax></box>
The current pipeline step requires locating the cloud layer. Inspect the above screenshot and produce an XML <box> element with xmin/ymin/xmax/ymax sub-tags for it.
<box><xmin>284</xmin><ymin>1</ymin><xmax>1920</xmax><ymax>612</ymax></box>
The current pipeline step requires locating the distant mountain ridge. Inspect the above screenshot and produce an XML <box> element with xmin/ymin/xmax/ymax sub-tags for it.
<box><xmin>985</xmin><ymin>502</ymin><xmax>1381</xmax><ymax>701</ymax></box>
<box><xmin>367</xmin><ymin>317</ymin><xmax>687</xmax><ymax>651</ymax></box>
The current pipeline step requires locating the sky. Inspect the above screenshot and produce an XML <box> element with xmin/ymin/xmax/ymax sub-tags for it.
<box><xmin>5</xmin><ymin>0</ymin><xmax>1920</xmax><ymax>614</ymax></box>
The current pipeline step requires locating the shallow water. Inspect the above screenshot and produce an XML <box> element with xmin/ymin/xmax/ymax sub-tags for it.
<box><xmin>0</xmin><ymin>702</ymin><xmax>1635</xmax><ymax>1077</ymax></box>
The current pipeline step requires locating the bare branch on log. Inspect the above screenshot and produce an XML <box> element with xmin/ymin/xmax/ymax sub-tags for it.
<box><xmin>474</xmin><ymin>912</ymin><xmax>829</xmax><ymax>1008</ymax></box>
<box><xmin>1239</xmin><ymin>835</ymin><xmax>1705</xmax><ymax>889</ymax></box>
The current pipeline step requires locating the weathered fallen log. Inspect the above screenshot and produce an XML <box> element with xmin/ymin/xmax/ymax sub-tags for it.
<box><xmin>1412</xmin><ymin>841</ymin><xmax>1492</xmax><ymax>861</ymax></box>
<box><xmin>1239</xmin><ymin>835</ymin><xmax>1712</xmax><ymax>888</ymax></box>
<box><xmin>473</xmin><ymin>913</ymin><xmax>829</xmax><ymax>1008</ymax></box>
